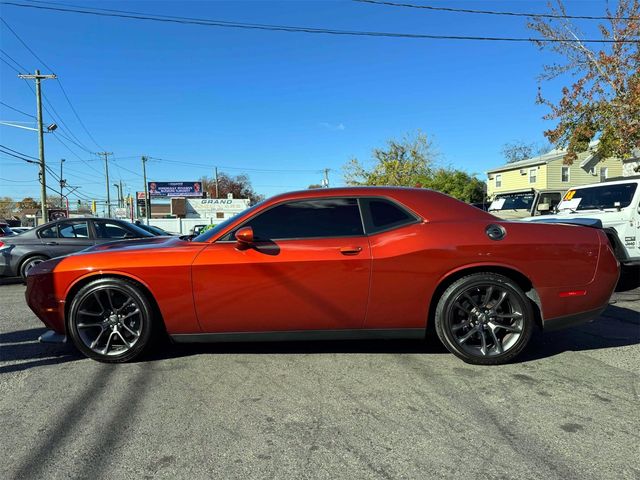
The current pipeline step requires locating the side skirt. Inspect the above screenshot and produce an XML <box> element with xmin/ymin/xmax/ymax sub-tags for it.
<box><xmin>170</xmin><ymin>328</ymin><xmax>425</xmax><ymax>344</ymax></box>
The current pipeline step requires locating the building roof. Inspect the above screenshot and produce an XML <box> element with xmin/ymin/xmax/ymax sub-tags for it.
<box><xmin>486</xmin><ymin>141</ymin><xmax>599</xmax><ymax>174</ymax></box>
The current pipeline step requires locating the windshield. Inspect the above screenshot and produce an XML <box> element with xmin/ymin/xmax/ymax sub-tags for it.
<box><xmin>559</xmin><ymin>183</ymin><xmax>638</xmax><ymax>211</ymax></box>
<box><xmin>489</xmin><ymin>192</ymin><xmax>535</xmax><ymax>211</ymax></box>
<box><xmin>192</xmin><ymin>201</ymin><xmax>265</xmax><ymax>242</ymax></box>
<box><xmin>145</xmin><ymin>225</ymin><xmax>170</xmax><ymax>236</ymax></box>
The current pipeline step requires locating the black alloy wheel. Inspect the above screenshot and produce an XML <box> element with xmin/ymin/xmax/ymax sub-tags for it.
<box><xmin>67</xmin><ymin>278</ymin><xmax>155</xmax><ymax>363</ymax></box>
<box><xmin>435</xmin><ymin>273</ymin><xmax>534</xmax><ymax>365</ymax></box>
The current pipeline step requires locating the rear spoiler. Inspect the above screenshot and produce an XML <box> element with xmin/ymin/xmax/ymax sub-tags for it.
<box><xmin>526</xmin><ymin>217</ymin><xmax>603</xmax><ymax>228</ymax></box>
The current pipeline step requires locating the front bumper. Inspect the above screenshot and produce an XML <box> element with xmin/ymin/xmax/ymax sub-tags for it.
<box><xmin>25</xmin><ymin>259</ymin><xmax>66</xmax><ymax>333</ymax></box>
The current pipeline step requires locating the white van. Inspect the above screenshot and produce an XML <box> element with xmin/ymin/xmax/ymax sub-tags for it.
<box><xmin>522</xmin><ymin>177</ymin><xmax>640</xmax><ymax>268</ymax></box>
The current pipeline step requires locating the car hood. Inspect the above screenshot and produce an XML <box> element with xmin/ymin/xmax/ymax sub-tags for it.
<box><xmin>82</xmin><ymin>236</ymin><xmax>183</xmax><ymax>253</ymax></box>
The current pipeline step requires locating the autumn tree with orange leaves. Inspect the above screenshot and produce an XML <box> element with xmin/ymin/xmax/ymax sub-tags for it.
<box><xmin>528</xmin><ymin>0</ymin><xmax>639</xmax><ymax>163</ymax></box>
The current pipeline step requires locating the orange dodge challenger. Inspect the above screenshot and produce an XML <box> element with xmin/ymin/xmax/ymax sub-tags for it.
<box><xmin>26</xmin><ymin>187</ymin><xmax>619</xmax><ymax>365</ymax></box>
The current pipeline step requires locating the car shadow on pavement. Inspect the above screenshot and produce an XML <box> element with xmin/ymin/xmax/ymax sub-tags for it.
<box><xmin>2</xmin><ymin>305</ymin><xmax>637</xmax><ymax>369</ymax></box>
<box><xmin>145</xmin><ymin>336</ymin><xmax>450</xmax><ymax>362</ymax></box>
<box><xmin>0</xmin><ymin>327</ymin><xmax>81</xmax><ymax>374</ymax></box>
<box><xmin>146</xmin><ymin>304</ymin><xmax>639</xmax><ymax>364</ymax></box>
<box><xmin>615</xmin><ymin>266</ymin><xmax>640</xmax><ymax>292</ymax></box>
<box><xmin>520</xmin><ymin>304</ymin><xmax>640</xmax><ymax>362</ymax></box>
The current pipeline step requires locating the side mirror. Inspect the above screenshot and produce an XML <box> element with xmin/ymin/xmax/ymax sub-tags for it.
<box><xmin>235</xmin><ymin>226</ymin><xmax>254</xmax><ymax>247</ymax></box>
<box><xmin>537</xmin><ymin>203</ymin><xmax>550</xmax><ymax>213</ymax></box>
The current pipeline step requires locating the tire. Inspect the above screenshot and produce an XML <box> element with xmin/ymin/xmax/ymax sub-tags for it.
<box><xmin>435</xmin><ymin>273</ymin><xmax>534</xmax><ymax>365</ymax></box>
<box><xmin>20</xmin><ymin>255</ymin><xmax>48</xmax><ymax>280</ymax></box>
<box><xmin>67</xmin><ymin>278</ymin><xmax>155</xmax><ymax>363</ymax></box>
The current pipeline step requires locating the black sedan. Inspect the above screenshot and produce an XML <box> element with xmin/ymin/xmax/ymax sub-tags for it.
<box><xmin>0</xmin><ymin>217</ymin><xmax>154</xmax><ymax>279</ymax></box>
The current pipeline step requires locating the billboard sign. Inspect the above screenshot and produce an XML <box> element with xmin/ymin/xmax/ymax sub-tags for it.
<box><xmin>48</xmin><ymin>208</ymin><xmax>68</xmax><ymax>221</ymax></box>
<box><xmin>187</xmin><ymin>198</ymin><xmax>250</xmax><ymax>218</ymax></box>
<box><xmin>148</xmin><ymin>181</ymin><xmax>202</xmax><ymax>198</ymax></box>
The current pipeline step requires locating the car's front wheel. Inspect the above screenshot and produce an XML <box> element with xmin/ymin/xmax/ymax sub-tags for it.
<box><xmin>67</xmin><ymin>278</ymin><xmax>155</xmax><ymax>363</ymax></box>
<box><xmin>435</xmin><ymin>273</ymin><xmax>534</xmax><ymax>365</ymax></box>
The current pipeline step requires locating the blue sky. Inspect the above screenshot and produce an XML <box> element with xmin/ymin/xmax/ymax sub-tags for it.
<box><xmin>0</xmin><ymin>0</ymin><xmax>608</xmax><ymax>203</ymax></box>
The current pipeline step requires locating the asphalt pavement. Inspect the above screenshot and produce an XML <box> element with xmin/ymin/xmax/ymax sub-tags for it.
<box><xmin>0</xmin><ymin>282</ymin><xmax>638</xmax><ymax>480</ymax></box>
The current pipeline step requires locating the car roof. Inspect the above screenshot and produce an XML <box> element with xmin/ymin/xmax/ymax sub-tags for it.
<box><xmin>246</xmin><ymin>187</ymin><xmax>493</xmax><ymax>224</ymax></box>
<box><xmin>569</xmin><ymin>178</ymin><xmax>640</xmax><ymax>189</ymax></box>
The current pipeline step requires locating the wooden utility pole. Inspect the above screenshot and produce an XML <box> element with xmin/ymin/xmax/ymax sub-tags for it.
<box><xmin>18</xmin><ymin>70</ymin><xmax>57</xmax><ymax>223</ymax></box>
<box><xmin>214</xmin><ymin>167</ymin><xmax>219</xmax><ymax>198</ymax></box>
<box><xmin>142</xmin><ymin>156</ymin><xmax>150</xmax><ymax>224</ymax></box>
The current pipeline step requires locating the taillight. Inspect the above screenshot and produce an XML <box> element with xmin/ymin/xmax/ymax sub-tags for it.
<box><xmin>0</xmin><ymin>241</ymin><xmax>4</xmax><ymax>248</ymax></box>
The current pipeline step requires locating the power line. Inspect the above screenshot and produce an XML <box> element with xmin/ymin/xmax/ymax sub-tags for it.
<box><xmin>2</xmin><ymin>17</ymin><xmax>104</xmax><ymax>151</ymax></box>
<box><xmin>0</xmin><ymin>47</ymin><xmax>28</xmax><ymax>71</ymax></box>
<box><xmin>0</xmin><ymin>101</ymin><xmax>36</xmax><ymax>118</ymax></box>
<box><xmin>55</xmin><ymin>80</ymin><xmax>104</xmax><ymax>150</ymax></box>
<box><xmin>112</xmin><ymin>160</ymin><xmax>142</xmax><ymax>178</ymax></box>
<box><xmin>0</xmin><ymin>17</ymin><xmax>55</xmax><ymax>71</ymax></box>
<box><xmin>2</xmin><ymin>1</ymin><xmax>637</xmax><ymax>44</ymax></box>
<box><xmin>0</xmin><ymin>177</ymin><xmax>38</xmax><ymax>183</ymax></box>
<box><xmin>0</xmin><ymin>144</ymin><xmax>39</xmax><ymax>160</ymax></box>
<box><xmin>53</xmin><ymin>128</ymin><xmax>94</xmax><ymax>154</ymax></box>
<box><xmin>21</xmin><ymin>78</ymin><xmax>94</xmax><ymax>152</ymax></box>
<box><xmin>0</xmin><ymin>56</ymin><xmax>21</xmax><ymax>74</ymax></box>
<box><xmin>0</xmin><ymin>147</ymin><xmax>39</xmax><ymax>164</ymax></box>
<box><xmin>50</xmin><ymin>134</ymin><xmax>104</xmax><ymax>176</ymax></box>
<box><xmin>353</xmin><ymin>0</ymin><xmax>640</xmax><ymax>21</ymax></box>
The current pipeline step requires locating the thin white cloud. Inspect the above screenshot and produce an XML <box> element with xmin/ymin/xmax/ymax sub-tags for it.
<box><xmin>319</xmin><ymin>122</ymin><xmax>345</xmax><ymax>131</ymax></box>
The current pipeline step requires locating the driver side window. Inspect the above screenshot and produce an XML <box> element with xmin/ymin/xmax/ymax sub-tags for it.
<box><xmin>233</xmin><ymin>198</ymin><xmax>364</xmax><ymax>241</ymax></box>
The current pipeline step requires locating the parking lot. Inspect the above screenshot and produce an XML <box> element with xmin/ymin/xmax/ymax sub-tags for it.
<box><xmin>1</xmin><ymin>280</ymin><xmax>638</xmax><ymax>480</ymax></box>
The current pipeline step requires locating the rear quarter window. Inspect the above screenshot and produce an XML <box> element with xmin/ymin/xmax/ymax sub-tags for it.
<box><xmin>361</xmin><ymin>198</ymin><xmax>419</xmax><ymax>234</ymax></box>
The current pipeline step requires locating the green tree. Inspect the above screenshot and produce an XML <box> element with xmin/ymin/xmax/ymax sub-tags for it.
<box><xmin>344</xmin><ymin>131</ymin><xmax>436</xmax><ymax>186</ymax></box>
<box><xmin>343</xmin><ymin>132</ymin><xmax>484</xmax><ymax>203</ymax></box>
<box><xmin>418</xmin><ymin>168</ymin><xmax>486</xmax><ymax>203</ymax></box>
<box><xmin>528</xmin><ymin>0</ymin><xmax>640</xmax><ymax>163</ymax></box>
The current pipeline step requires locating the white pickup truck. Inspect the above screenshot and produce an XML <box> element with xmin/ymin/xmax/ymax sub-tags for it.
<box><xmin>522</xmin><ymin>177</ymin><xmax>640</xmax><ymax>269</ymax></box>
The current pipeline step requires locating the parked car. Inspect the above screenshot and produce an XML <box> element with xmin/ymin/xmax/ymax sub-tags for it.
<box><xmin>10</xmin><ymin>227</ymin><xmax>32</xmax><ymax>235</ymax></box>
<box><xmin>191</xmin><ymin>224</ymin><xmax>208</xmax><ymax>235</ymax></box>
<box><xmin>488</xmin><ymin>188</ymin><xmax>564</xmax><ymax>219</ymax></box>
<box><xmin>522</xmin><ymin>177</ymin><xmax>640</xmax><ymax>270</ymax></box>
<box><xmin>0</xmin><ymin>217</ymin><xmax>154</xmax><ymax>279</ymax></box>
<box><xmin>132</xmin><ymin>221</ymin><xmax>176</xmax><ymax>236</ymax></box>
<box><xmin>0</xmin><ymin>222</ymin><xmax>16</xmax><ymax>237</ymax></box>
<box><xmin>26</xmin><ymin>187</ymin><xmax>618</xmax><ymax>365</ymax></box>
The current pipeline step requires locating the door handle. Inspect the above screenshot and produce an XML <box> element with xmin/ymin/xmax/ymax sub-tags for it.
<box><xmin>45</xmin><ymin>241</ymin><xmax>58</xmax><ymax>246</ymax></box>
<box><xmin>339</xmin><ymin>246</ymin><xmax>362</xmax><ymax>255</ymax></box>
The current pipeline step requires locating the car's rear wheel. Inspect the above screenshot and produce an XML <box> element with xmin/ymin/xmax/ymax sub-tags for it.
<box><xmin>20</xmin><ymin>255</ymin><xmax>48</xmax><ymax>280</ymax></box>
<box><xmin>435</xmin><ymin>273</ymin><xmax>534</xmax><ymax>365</ymax></box>
<box><xmin>67</xmin><ymin>278</ymin><xmax>154</xmax><ymax>363</ymax></box>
